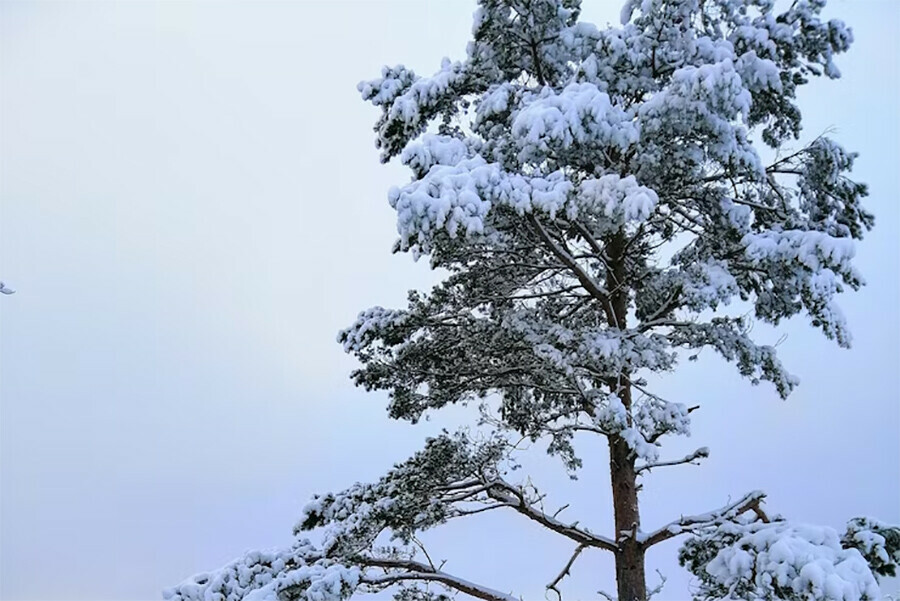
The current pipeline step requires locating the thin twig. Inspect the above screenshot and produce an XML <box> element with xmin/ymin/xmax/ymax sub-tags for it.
<box><xmin>546</xmin><ymin>544</ymin><xmax>587</xmax><ymax>600</ymax></box>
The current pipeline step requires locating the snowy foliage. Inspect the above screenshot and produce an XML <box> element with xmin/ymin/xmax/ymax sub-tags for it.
<box><xmin>679</xmin><ymin>515</ymin><xmax>899</xmax><ymax>601</ymax></box>
<box><xmin>169</xmin><ymin>1</ymin><xmax>894</xmax><ymax>600</ymax></box>
<box><xmin>841</xmin><ymin>518</ymin><xmax>900</xmax><ymax>580</ymax></box>
<box><xmin>163</xmin><ymin>541</ymin><xmax>361</xmax><ymax>601</ymax></box>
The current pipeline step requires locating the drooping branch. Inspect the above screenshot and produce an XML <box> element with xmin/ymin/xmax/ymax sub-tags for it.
<box><xmin>641</xmin><ymin>490</ymin><xmax>767</xmax><ymax>548</ymax></box>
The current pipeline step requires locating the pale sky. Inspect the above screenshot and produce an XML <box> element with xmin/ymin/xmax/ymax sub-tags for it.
<box><xmin>1</xmin><ymin>1</ymin><xmax>897</xmax><ymax>600</ymax></box>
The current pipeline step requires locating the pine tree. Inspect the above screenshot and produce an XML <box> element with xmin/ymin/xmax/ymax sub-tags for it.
<box><xmin>166</xmin><ymin>1</ymin><xmax>898</xmax><ymax>600</ymax></box>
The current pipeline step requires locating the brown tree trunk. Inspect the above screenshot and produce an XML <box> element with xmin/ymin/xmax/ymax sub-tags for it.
<box><xmin>607</xmin><ymin>230</ymin><xmax>647</xmax><ymax>600</ymax></box>
<box><xmin>610</xmin><ymin>422</ymin><xmax>647</xmax><ymax>601</ymax></box>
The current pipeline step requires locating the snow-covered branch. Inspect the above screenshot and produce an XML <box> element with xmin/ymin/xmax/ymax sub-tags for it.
<box><xmin>642</xmin><ymin>490</ymin><xmax>767</xmax><ymax>548</ymax></box>
<box><xmin>679</xmin><ymin>518</ymin><xmax>887</xmax><ymax>601</ymax></box>
<box><xmin>360</xmin><ymin>558</ymin><xmax>519</xmax><ymax>601</ymax></box>
<box><xmin>635</xmin><ymin>446</ymin><xmax>709</xmax><ymax>475</ymax></box>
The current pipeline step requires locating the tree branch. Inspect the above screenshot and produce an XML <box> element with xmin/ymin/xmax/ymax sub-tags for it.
<box><xmin>526</xmin><ymin>213</ymin><xmax>614</xmax><ymax>320</ymax></box>
<box><xmin>641</xmin><ymin>490</ymin><xmax>767</xmax><ymax>548</ymax></box>
<box><xmin>646</xmin><ymin>569</ymin><xmax>667</xmax><ymax>600</ymax></box>
<box><xmin>546</xmin><ymin>544</ymin><xmax>587</xmax><ymax>600</ymax></box>
<box><xmin>635</xmin><ymin>447</ymin><xmax>710</xmax><ymax>475</ymax></box>
<box><xmin>486</xmin><ymin>479</ymin><xmax>618</xmax><ymax>553</ymax></box>
<box><xmin>360</xmin><ymin>558</ymin><xmax>519</xmax><ymax>601</ymax></box>
<box><xmin>638</xmin><ymin>288</ymin><xmax>683</xmax><ymax>329</ymax></box>
<box><xmin>571</xmin><ymin>221</ymin><xmax>606</xmax><ymax>258</ymax></box>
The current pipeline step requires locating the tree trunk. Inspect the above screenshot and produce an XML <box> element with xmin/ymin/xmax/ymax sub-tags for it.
<box><xmin>610</xmin><ymin>426</ymin><xmax>647</xmax><ymax>601</ymax></box>
<box><xmin>608</xmin><ymin>230</ymin><xmax>647</xmax><ymax>600</ymax></box>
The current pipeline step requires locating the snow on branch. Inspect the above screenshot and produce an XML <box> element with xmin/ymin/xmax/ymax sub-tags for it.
<box><xmin>679</xmin><ymin>520</ymin><xmax>884</xmax><ymax>601</ymax></box>
<box><xmin>841</xmin><ymin>517</ymin><xmax>900</xmax><ymax>580</ymax></box>
<box><xmin>164</xmin><ymin>545</ymin><xmax>522</xmax><ymax>601</ymax></box>
<box><xmin>359</xmin><ymin>557</ymin><xmax>519</xmax><ymax>601</ymax></box>
<box><xmin>634</xmin><ymin>446</ymin><xmax>709</xmax><ymax>475</ymax></box>
<box><xmin>641</xmin><ymin>490</ymin><xmax>767</xmax><ymax>548</ymax></box>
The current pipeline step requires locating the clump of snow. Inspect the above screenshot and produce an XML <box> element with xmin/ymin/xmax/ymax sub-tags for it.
<box><xmin>743</xmin><ymin>230</ymin><xmax>856</xmax><ymax>273</ymax></box>
<box><xmin>575</xmin><ymin>174</ymin><xmax>658</xmax><ymax>223</ymax></box>
<box><xmin>338</xmin><ymin>306</ymin><xmax>408</xmax><ymax>353</ymax></box>
<box><xmin>400</xmin><ymin>134</ymin><xmax>472</xmax><ymax>177</ymax></box>
<box><xmin>705</xmin><ymin>522</ymin><xmax>881</xmax><ymax>601</ymax></box>
<box><xmin>511</xmin><ymin>82</ymin><xmax>638</xmax><ymax>163</ymax></box>
<box><xmin>162</xmin><ymin>541</ymin><xmax>358</xmax><ymax>601</ymax></box>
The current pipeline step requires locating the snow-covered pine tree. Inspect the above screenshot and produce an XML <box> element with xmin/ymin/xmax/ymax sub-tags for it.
<box><xmin>166</xmin><ymin>1</ymin><xmax>899</xmax><ymax>600</ymax></box>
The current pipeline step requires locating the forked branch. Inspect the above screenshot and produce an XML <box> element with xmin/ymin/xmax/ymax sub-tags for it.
<box><xmin>546</xmin><ymin>543</ymin><xmax>587</xmax><ymax>600</ymax></box>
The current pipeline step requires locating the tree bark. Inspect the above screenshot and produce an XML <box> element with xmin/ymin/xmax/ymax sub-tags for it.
<box><xmin>608</xmin><ymin>230</ymin><xmax>647</xmax><ymax>601</ymax></box>
<box><xmin>610</xmin><ymin>416</ymin><xmax>647</xmax><ymax>601</ymax></box>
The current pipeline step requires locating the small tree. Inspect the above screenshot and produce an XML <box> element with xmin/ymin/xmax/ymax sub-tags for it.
<box><xmin>166</xmin><ymin>1</ymin><xmax>898</xmax><ymax>600</ymax></box>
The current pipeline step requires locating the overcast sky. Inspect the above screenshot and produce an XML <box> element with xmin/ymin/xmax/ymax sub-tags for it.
<box><xmin>1</xmin><ymin>1</ymin><xmax>897</xmax><ymax>600</ymax></box>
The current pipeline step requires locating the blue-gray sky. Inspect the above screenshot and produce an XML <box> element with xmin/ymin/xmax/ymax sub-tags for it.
<box><xmin>1</xmin><ymin>1</ymin><xmax>897</xmax><ymax>599</ymax></box>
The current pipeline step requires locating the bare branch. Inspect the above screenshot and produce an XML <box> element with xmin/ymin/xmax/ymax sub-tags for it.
<box><xmin>450</xmin><ymin>503</ymin><xmax>507</xmax><ymax>517</ymax></box>
<box><xmin>751</xmin><ymin>503</ymin><xmax>772</xmax><ymax>524</ymax></box>
<box><xmin>546</xmin><ymin>544</ymin><xmax>587</xmax><ymax>600</ymax></box>
<box><xmin>597</xmin><ymin>589</ymin><xmax>617</xmax><ymax>601</ymax></box>
<box><xmin>411</xmin><ymin>535</ymin><xmax>436</xmax><ymax>571</ymax></box>
<box><xmin>434</xmin><ymin>479</ymin><xmax>483</xmax><ymax>493</ymax></box>
<box><xmin>487</xmin><ymin>479</ymin><xmax>619</xmax><ymax>553</ymax></box>
<box><xmin>636</xmin><ymin>318</ymin><xmax>694</xmax><ymax>334</ymax></box>
<box><xmin>571</xmin><ymin>220</ymin><xmax>606</xmax><ymax>258</ymax></box>
<box><xmin>543</xmin><ymin>423</ymin><xmax>611</xmax><ymax>438</ymax></box>
<box><xmin>646</xmin><ymin>569</ymin><xmax>668</xmax><ymax>600</ymax></box>
<box><xmin>638</xmin><ymin>286</ymin><xmax>683</xmax><ymax>328</ymax></box>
